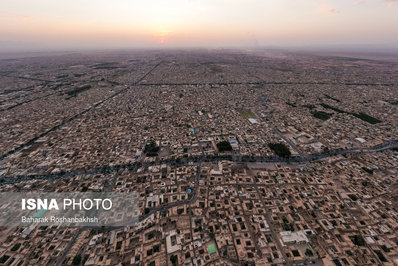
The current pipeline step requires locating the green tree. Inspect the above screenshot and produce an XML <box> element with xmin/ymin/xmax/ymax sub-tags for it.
<box><xmin>144</xmin><ymin>140</ymin><xmax>160</xmax><ymax>157</ymax></box>
<box><xmin>268</xmin><ymin>143</ymin><xmax>291</xmax><ymax>158</ymax></box>
<box><xmin>352</xmin><ymin>235</ymin><xmax>365</xmax><ymax>246</ymax></box>
<box><xmin>170</xmin><ymin>254</ymin><xmax>178</xmax><ymax>265</ymax></box>
<box><xmin>72</xmin><ymin>254</ymin><xmax>81</xmax><ymax>265</ymax></box>
<box><xmin>216</xmin><ymin>141</ymin><xmax>233</xmax><ymax>152</ymax></box>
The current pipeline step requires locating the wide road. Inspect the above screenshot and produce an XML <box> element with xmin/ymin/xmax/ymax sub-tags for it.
<box><xmin>1</xmin><ymin>139</ymin><xmax>396</xmax><ymax>185</ymax></box>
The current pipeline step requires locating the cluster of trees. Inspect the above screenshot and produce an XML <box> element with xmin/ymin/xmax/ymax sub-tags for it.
<box><xmin>65</xmin><ymin>84</ymin><xmax>92</xmax><ymax>97</ymax></box>
<box><xmin>320</xmin><ymin>103</ymin><xmax>381</xmax><ymax>124</ymax></box>
<box><xmin>353</xmin><ymin>112</ymin><xmax>381</xmax><ymax>124</ymax></box>
<box><xmin>312</xmin><ymin>111</ymin><xmax>332</xmax><ymax>121</ymax></box>
<box><xmin>305</xmin><ymin>248</ymin><xmax>314</xmax><ymax>257</ymax></box>
<box><xmin>348</xmin><ymin>194</ymin><xmax>358</xmax><ymax>201</ymax></box>
<box><xmin>268</xmin><ymin>143</ymin><xmax>291</xmax><ymax>158</ymax></box>
<box><xmin>216</xmin><ymin>141</ymin><xmax>233</xmax><ymax>152</ymax></box>
<box><xmin>144</xmin><ymin>140</ymin><xmax>160</xmax><ymax>157</ymax></box>
<box><xmin>170</xmin><ymin>254</ymin><xmax>178</xmax><ymax>266</ymax></box>
<box><xmin>351</xmin><ymin>235</ymin><xmax>365</xmax><ymax>246</ymax></box>
<box><xmin>282</xmin><ymin>215</ymin><xmax>295</xmax><ymax>231</ymax></box>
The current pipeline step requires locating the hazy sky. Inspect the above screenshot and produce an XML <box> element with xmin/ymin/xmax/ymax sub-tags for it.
<box><xmin>1</xmin><ymin>0</ymin><xmax>398</xmax><ymax>51</ymax></box>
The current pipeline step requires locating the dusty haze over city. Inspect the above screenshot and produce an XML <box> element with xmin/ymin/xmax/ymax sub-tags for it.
<box><xmin>1</xmin><ymin>0</ymin><xmax>398</xmax><ymax>52</ymax></box>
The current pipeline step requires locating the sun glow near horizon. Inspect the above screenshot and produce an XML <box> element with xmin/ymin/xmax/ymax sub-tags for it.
<box><xmin>1</xmin><ymin>0</ymin><xmax>398</xmax><ymax>51</ymax></box>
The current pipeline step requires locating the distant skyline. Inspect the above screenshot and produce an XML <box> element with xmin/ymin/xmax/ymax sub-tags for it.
<box><xmin>1</xmin><ymin>0</ymin><xmax>398</xmax><ymax>52</ymax></box>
